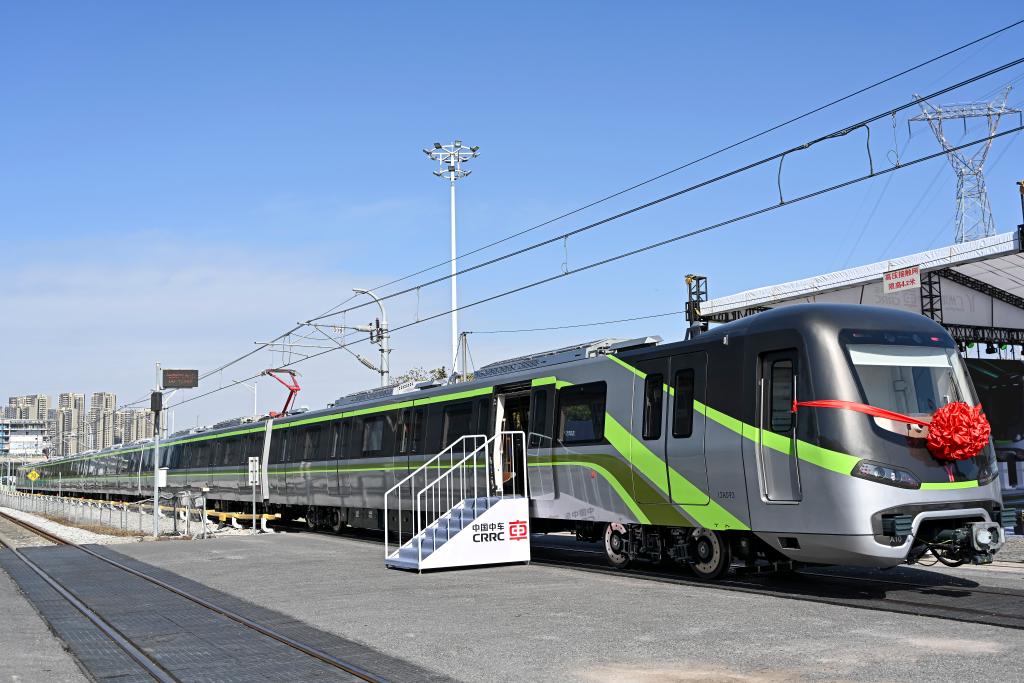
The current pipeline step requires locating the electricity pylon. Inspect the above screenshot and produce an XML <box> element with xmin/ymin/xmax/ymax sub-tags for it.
<box><xmin>911</xmin><ymin>86</ymin><xmax>1020</xmax><ymax>243</ymax></box>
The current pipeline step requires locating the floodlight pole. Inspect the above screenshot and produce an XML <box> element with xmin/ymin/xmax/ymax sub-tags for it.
<box><xmin>424</xmin><ymin>141</ymin><xmax>479</xmax><ymax>376</ymax></box>
<box><xmin>152</xmin><ymin>362</ymin><xmax>162</xmax><ymax>538</ymax></box>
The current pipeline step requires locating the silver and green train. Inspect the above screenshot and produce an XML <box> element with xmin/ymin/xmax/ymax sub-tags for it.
<box><xmin>18</xmin><ymin>305</ymin><xmax>1014</xmax><ymax>577</ymax></box>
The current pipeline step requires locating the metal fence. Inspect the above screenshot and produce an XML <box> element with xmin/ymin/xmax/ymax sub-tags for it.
<box><xmin>0</xmin><ymin>490</ymin><xmax>211</xmax><ymax>538</ymax></box>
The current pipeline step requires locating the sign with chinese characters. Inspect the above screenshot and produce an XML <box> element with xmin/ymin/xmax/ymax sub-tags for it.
<box><xmin>162</xmin><ymin>369</ymin><xmax>199</xmax><ymax>389</ymax></box>
<box><xmin>417</xmin><ymin>497</ymin><xmax>531</xmax><ymax>570</ymax></box>
<box><xmin>882</xmin><ymin>265</ymin><xmax>921</xmax><ymax>293</ymax></box>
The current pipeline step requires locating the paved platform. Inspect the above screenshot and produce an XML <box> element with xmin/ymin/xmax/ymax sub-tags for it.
<box><xmin>98</xmin><ymin>533</ymin><xmax>1024</xmax><ymax>683</ymax></box>
<box><xmin>0</xmin><ymin>544</ymin><xmax>451</xmax><ymax>683</ymax></box>
<box><xmin>0</xmin><ymin>553</ymin><xmax>88</xmax><ymax>682</ymax></box>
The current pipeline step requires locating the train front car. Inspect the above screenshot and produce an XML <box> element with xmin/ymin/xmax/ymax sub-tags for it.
<box><xmin>752</xmin><ymin>304</ymin><xmax>1009</xmax><ymax>569</ymax></box>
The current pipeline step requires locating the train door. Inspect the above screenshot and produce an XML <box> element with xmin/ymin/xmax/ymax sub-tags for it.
<box><xmin>756</xmin><ymin>350</ymin><xmax>802</xmax><ymax>503</ymax></box>
<box><xmin>632</xmin><ymin>358</ymin><xmax>671</xmax><ymax>503</ymax></box>
<box><xmin>527</xmin><ymin>385</ymin><xmax>556</xmax><ymax>500</ymax></box>
<box><xmin>493</xmin><ymin>389</ymin><xmax>530</xmax><ymax>495</ymax></box>
<box><xmin>666</xmin><ymin>352</ymin><xmax>710</xmax><ymax>505</ymax></box>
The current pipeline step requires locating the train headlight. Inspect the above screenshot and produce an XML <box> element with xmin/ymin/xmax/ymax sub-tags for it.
<box><xmin>851</xmin><ymin>460</ymin><xmax>921</xmax><ymax>489</ymax></box>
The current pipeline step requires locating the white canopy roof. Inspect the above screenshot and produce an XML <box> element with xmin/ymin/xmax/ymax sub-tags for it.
<box><xmin>702</xmin><ymin>230</ymin><xmax>1024</xmax><ymax>330</ymax></box>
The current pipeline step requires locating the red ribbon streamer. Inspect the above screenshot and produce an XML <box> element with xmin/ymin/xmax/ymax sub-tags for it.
<box><xmin>792</xmin><ymin>398</ymin><xmax>990</xmax><ymax>475</ymax></box>
<box><xmin>791</xmin><ymin>399</ymin><xmax>928</xmax><ymax>427</ymax></box>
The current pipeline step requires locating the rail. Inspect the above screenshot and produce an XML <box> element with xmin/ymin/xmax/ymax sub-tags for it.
<box><xmin>411</xmin><ymin>431</ymin><xmax>527</xmax><ymax>565</ymax></box>
<box><xmin>383</xmin><ymin>434</ymin><xmax>486</xmax><ymax>558</ymax></box>
<box><xmin>0</xmin><ymin>509</ymin><xmax>388</xmax><ymax>682</ymax></box>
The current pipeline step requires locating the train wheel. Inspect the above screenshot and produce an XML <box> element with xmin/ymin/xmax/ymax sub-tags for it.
<box><xmin>603</xmin><ymin>522</ymin><xmax>631</xmax><ymax>568</ymax></box>
<box><xmin>306</xmin><ymin>506</ymin><xmax>317</xmax><ymax>530</ymax></box>
<box><xmin>329</xmin><ymin>508</ymin><xmax>344</xmax><ymax>534</ymax></box>
<box><xmin>688</xmin><ymin>529</ymin><xmax>731</xmax><ymax>580</ymax></box>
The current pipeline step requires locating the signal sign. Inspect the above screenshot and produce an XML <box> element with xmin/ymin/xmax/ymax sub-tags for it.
<box><xmin>27</xmin><ymin>470</ymin><xmax>40</xmax><ymax>482</ymax></box>
<box><xmin>162</xmin><ymin>369</ymin><xmax>199</xmax><ymax>389</ymax></box>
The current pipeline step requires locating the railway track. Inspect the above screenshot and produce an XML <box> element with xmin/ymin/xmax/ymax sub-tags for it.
<box><xmin>0</xmin><ymin>510</ymin><xmax>393</xmax><ymax>683</ymax></box>
<box><xmin>287</xmin><ymin>522</ymin><xmax>1024</xmax><ymax>630</ymax></box>
<box><xmin>529</xmin><ymin>538</ymin><xmax>1024</xmax><ymax>630</ymax></box>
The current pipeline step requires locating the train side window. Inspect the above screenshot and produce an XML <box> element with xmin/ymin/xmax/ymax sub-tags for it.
<box><xmin>528</xmin><ymin>389</ymin><xmax>552</xmax><ymax>448</ymax></box>
<box><xmin>398</xmin><ymin>409</ymin><xmax>424</xmax><ymax>454</ymax></box>
<box><xmin>672</xmin><ymin>369</ymin><xmax>695</xmax><ymax>438</ymax></box>
<box><xmin>330</xmin><ymin>421</ymin><xmax>346</xmax><ymax>459</ymax></box>
<box><xmin>442</xmin><ymin>402</ymin><xmax>474</xmax><ymax>446</ymax></box>
<box><xmin>769</xmin><ymin>359</ymin><xmax>795</xmax><ymax>433</ymax></box>
<box><xmin>557</xmin><ymin>382</ymin><xmax>607</xmax><ymax>445</ymax></box>
<box><xmin>362</xmin><ymin>416</ymin><xmax>385</xmax><ymax>456</ymax></box>
<box><xmin>642</xmin><ymin>374</ymin><xmax>664</xmax><ymax>441</ymax></box>
<box><xmin>300</xmin><ymin>427</ymin><xmax>317</xmax><ymax>461</ymax></box>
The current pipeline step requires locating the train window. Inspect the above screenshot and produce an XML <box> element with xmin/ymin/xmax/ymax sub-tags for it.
<box><xmin>769</xmin><ymin>360</ymin><xmax>795</xmax><ymax>433</ymax></box>
<box><xmin>398</xmin><ymin>409</ymin><xmax>424</xmax><ymax>454</ymax></box>
<box><xmin>642</xmin><ymin>374</ymin><xmax>664</xmax><ymax>441</ymax></box>
<box><xmin>672</xmin><ymin>370</ymin><xmax>695</xmax><ymax>438</ymax></box>
<box><xmin>212</xmin><ymin>440</ymin><xmax>225</xmax><ymax>467</ymax></box>
<box><xmin>442</xmin><ymin>403</ymin><xmax>474</xmax><ymax>446</ymax></box>
<box><xmin>475</xmin><ymin>398</ymin><xmax>491</xmax><ymax>436</ymax></box>
<box><xmin>303</xmin><ymin>427</ymin><xmax>321</xmax><ymax>461</ymax></box>
<box><xmin>362</xmin><ymin>416</ymin><xmax>385</xmax><ymax>456</ymax></box>
<box><xmin>330</xmin><ymin>421</ymin><xmax>347</xmax><ymax>459</ymax></box>
<box><xmin>222</xmin><ymin>439</ymin><xmax>235</xmax><ymax>467</ymax></box>
<box><xmin>528</xmin><ymin>389</ymin><xmax>551</xmax><ymax>448</ymax></box>
<box><xmin>557</xmin><ymin>382</ymin><xmax>607</xmax><ymax>445</ymax></box>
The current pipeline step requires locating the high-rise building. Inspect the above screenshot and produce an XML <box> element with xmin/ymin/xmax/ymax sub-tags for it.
<box><xmin>86</xmin><ymin>392</ymin><xmax>116</xmax><ymax>451</ymax></box>
<box><xmin>7</xmin><ymin>394</ymin><xmax>51</xmax><ymax>421</ymax></box>
<box><xmin>115</xmin><ymin>408</ymin><xmax>155</xmax><ymax>444</ymax></box>
<box><xmin>56</xmin><ymin>393</ymin><xmax>86</xmax><ymax>457</ymax></box>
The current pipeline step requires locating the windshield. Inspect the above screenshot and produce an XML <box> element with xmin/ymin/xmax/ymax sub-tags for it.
<box><xmin>847</xmin><ymin>344</ymin><xmax>974</xmax><ymax>416</ymax></box>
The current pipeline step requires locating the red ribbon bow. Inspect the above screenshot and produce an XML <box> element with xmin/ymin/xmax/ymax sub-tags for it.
<box><xmin>792</xmin><ymin>399</ymin><xmax>990</xmax><ymax>463</ymax></box>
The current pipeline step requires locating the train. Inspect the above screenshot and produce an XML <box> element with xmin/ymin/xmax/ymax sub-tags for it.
<box><xmin>17</xmin><ymin>304</ymin><xmax>1016</xmax><ymax>578</ymax></box>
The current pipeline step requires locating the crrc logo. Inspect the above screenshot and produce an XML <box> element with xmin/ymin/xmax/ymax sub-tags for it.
<box><xmin>509</xmin><ymin>520</ymin><xmax>528</xmax><ymax>541</ymax></box>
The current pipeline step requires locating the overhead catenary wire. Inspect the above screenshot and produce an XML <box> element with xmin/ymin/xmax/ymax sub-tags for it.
<box><xmin>127</xmin><ymin>26</ymin><xmax>1024</xmax><ymax>410</ymax></box>
<box><xmin>354</xmin><ymin>18</ymin><xmax>1024</xmax><ymax>298</ymax></box>
<box><xmin>160</xmin><ymin>124</ymin><xmax>1024</xmax><ymax>411</ymax></box>
<box><xmin>309</xmin><ymin>56</ymin><xmax>1024</xmax><ymax>325</ymax></box>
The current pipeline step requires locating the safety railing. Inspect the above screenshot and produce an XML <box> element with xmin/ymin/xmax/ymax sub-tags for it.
<box><xmin>411</xmin><ymin>431</ymin><xmax>528</xmax><ymax>566</ymax></box>
<box><xmin>0</xmin><ymin>489</ymin><xmax>277</xmax><ymax>538</ymax></box>
<box><xmin>384</xmin><ymin>434</ymin><xmax>487</xmax><ymax>559</ymax></box>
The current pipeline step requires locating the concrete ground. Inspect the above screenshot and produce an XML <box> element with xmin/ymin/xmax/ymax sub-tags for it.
<box><xmin>100</xmin><ymin>533</ymin><xmax>1024</xmax><ymax>683</ymax></box>
<box><xmin>0</xmin><ymin>559</ymin><xmax>88</xmax><ymax>683</ymax></box>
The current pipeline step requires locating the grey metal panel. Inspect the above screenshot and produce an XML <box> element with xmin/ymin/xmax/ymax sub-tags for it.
<box><xmin>667</xmin><ymin>352</ymin><xmax>710</xmax><ymax>504</ymax></box>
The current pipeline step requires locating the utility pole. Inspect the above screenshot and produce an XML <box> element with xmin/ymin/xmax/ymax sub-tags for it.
<box><xmin>235</xmin><ymin>379</ymin><xmax>258</xmax><ymax>416</ymax></box>
<box><xmin>151</xmin><ymin>362</ymin><xmax>162</xmax><ymax>538</ymax></box>
<box><xmin>424</xmin><ymin>141</ymin><xmax>480</xmax><ymax>376</ymax></box>
<box><xmin>911</xmin><ymin>87</ymin><xmax>1021</xmax><ymax>243</ymax></box>
<box><xmin>1017</xmin><ymin>180</ymin><xmax>1024</xmax><ymax>230</ymax></box>
<box><xmin>353</xmin><ymin>288</ymin><xmax>391</xmax><ymax>386</ymax></box>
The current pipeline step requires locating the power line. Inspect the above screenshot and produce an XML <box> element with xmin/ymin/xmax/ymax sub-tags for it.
<box><xmin>334</xmin><ymin>18</ymin><xmax>1024</xmax><ymax>299</ymax></box>
<box><xmin>139</xmin><ymin>25</ymin><xmax>1024</xmax><ymax>412</ymax></box>
<box><xmin>161</xmin><ymin>124</ymin><xmax>1023</xmax><ymax>411</ymax></box>
<box><xmin>310</xmin><ymin>56</ymin><xmax>1024</xmax><ymax>324</ymax></box>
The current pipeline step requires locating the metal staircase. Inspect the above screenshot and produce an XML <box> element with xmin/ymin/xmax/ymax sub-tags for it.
<box><xmin>384</xmin><ymin>431</ymin><xmax>530</xmax><ymax>571</ymax></box>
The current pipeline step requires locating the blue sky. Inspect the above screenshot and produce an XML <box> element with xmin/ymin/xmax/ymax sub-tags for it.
<box><xmin>2</xmin><ymin>3</ymin><xmax>1023</xmax><ymax>426</ymax></box>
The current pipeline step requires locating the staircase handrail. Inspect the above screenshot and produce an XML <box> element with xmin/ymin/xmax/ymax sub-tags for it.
<box><xmin>414</xmin><ymin>431</ymin><xmax>528</xmax><ymax>566</ymax></box>
<box><xmin>384</xmin><ymin>433</ymin><xmax>487</xmax><ymax>559</ymax></box>
<box><xmin>385</xmin><ymin>434</ymin><xmax>486</xmax><ymax>499</ymax></box>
